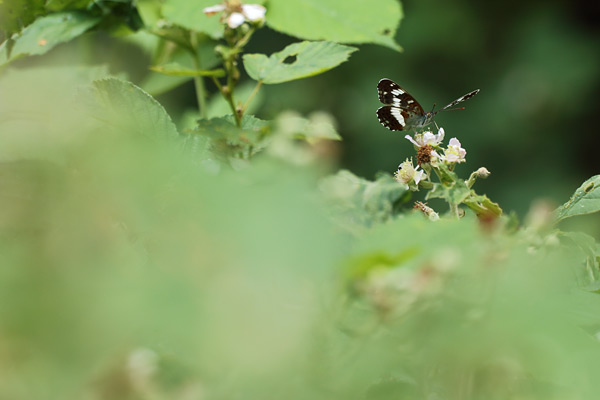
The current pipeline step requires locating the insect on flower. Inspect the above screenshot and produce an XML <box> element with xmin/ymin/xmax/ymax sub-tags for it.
<box><xmin>376</xmin><ymin>78</ymin><xmax>479</xmax><ymax>132</ymax></box>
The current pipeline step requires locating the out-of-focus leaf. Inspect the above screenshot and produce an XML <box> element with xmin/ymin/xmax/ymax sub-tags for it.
<box><xmin>0</xmin><ymin>11</ymin><xmax>101</xmax><ymax>66</ymax></box>
<box><xmin>139</xmin><ymin>32</ymin><xmax>219</xmax><ymax>96</ymax></box>
<box><xmin>266</xmin><ymin>110</ymin><xmax>341</xmax><ymax>166</ymax></box>
<box><xmin>150</xmin><ymin>62</ymin><xmax>225</xmax><ymax>77</ymax></box>
<box><xmin>320</xmin><ymin>170</ymin><xmax>409</xmax><ymax>233</ymax></box>
<box><xmin>0</xmin><ymin>65</ymin><xmax>110</xmax><ymax>163</ymax></box>
<box><xmin>555</xmin><ymin>176</ymin><xmax>600</xmax><ymax>222</ymax></box>
<box><xmin>0</xmin><ymin>0</ymin><xmax>45</xmax><ymax>37</ymax></box>
<box><xmin>191</xmin><ymin>115</ymin><xmax>270</xmax><ymax>161</ymax></box>
<box><xmin>273</xmin><ymin>110</ymin><xmax>341</xmax><ymax>142</ymax></box>
<box><xmin>135</xmin><ymin>0</ymin><xmax>163</xmax><ymax>28</ymax></box>
<box><xmin>559</xmin><ymin>231</ymin><xmax>600</xmax><ymax>288</ymax></box>
<box><xmin>161</xmin><ymin>0</ymin><xmax>225</xmax><ymax>39</ymax></box>
<box><xmin>426</xmin><ymin>180</ymin><xmax>471</xmax><ymax>204</ymax></box>
<box><xmin>243</xmin><ymin>41</ymin><xmax>357</xmax><ymax>84</ymax></box>
<box><xmin>77</xmin><ymin>77</ymin><xmax>179</xmax><ymax>140</ymax></box>
<box><xmin>45</xmin><ymin>0</ymin><xmax>91</xmax><ymax>12</ymax></box>
<box><xmin>266</xmin><ymin>0</ymin><xmax>402</xmax><ymax>51</ymax></box>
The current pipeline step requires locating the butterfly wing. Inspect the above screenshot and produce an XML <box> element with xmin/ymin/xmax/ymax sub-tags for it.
<box><xmin>377</xmin><ymin>106</ymin><xmax>411</xmax><ymax>131</ymax></box>
<box><xmin>377</xmin><ymin>79</ymin><xmax>425</xmax><ymax>114</ymax></box>
<box><xmin>377</xmin><ymin>79</ymin><xmax>425</xmax><ymax>131</ymax></box>
<box><xmin>440</xmin><ymin>89</ymin><xmax>480</xmax><ymax>111</ymax></box>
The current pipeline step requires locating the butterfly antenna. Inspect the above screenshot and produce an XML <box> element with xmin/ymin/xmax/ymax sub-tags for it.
<box><xmin>441</xmin><ymin>106</ymin><xmax>466</xmax><ymax>112</ymax></box>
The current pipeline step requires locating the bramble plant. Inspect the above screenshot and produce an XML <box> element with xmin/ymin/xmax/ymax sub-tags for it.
<box><xmin>395</xmin><ymin>127</ymin><xmax>502</xmax><ymax>220</ymax></box>
<box><xmin>2</xmin><ymin>1</ymin><xmax>600</xmax><ymax>400</ymax></box>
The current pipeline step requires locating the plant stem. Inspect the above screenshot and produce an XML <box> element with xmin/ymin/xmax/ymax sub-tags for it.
<box><xmin>232</xmin><ymin>26</ymin><xmax>256</xmax><ymax>52</ymax></box>
<box><xmin>449</xmin><ymin>202</ymin><xmax>460</xmax><ymax>219</ymax></box>
<box><xmin>189</xmin><ymin>32</ymin><xmax>207</xmax><ymax>118</ymax></box>
<box><xmin>243</xmin><ymin>80</ymin><xmax>263</xmax><ymax>112</ymax></box>
<box><xmin>225</xmin><ymin>60</ymin><xmax>242</xmax><ymax>127</ymax></box>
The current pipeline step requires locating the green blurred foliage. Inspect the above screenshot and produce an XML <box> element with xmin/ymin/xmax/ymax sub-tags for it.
<box><xmin>243</xmin><ymin>0</ymin><xmax>600</xmax><ymax>220</ymax></box>
<box><xmin>1</xmin><ymin>63</ymin><xmax>600</xmax><ymax>400</ymax></box>
<box><xmin>2</xmin><ymin>1</ymin><xmax>600</xmax><ymax>399</ymax></box>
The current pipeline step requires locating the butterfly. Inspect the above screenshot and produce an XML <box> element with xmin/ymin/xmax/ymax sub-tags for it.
<box><xmin>376</xmin><ymin>78</ymin><xmax>479</xmax><ymax>131</ymax></box>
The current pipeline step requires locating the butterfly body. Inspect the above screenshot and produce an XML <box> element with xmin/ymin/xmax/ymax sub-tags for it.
<box><xmin>376</xmin><ymin>78</ymin><xmax>479</xmax><ymax>132</ymax></box>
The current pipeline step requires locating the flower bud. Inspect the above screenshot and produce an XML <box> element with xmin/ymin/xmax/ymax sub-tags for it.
<box><xmin>476</xmin><ymin>167</ymin><xmax>491</xmax><ymax>178</ymax></box>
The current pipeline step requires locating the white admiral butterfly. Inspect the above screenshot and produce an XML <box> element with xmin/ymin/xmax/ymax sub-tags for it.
<box><xmin>376</xmin><ymin>78</ymin><xmax>479</xmax><ymax>131</ymax></box>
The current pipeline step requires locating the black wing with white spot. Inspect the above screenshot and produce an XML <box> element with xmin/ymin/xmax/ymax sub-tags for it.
<box><xmin>377</xmin><ymin>106</ymin><xmax>410</xmax><ymax>131</ymax></box>
<box><xmin>440</xmin><ymin>89</ymin><xmax>480</xmax><ymax>111</ymax></box>
<box><xmin>377</xmin><ymin>78</ymin><xmax>425</xmax><ymax>114</ymax></box>
<box><xmin>376</xmin><ymin>78</ymin><xmax>424</xmax><ymax>131</ymax></box>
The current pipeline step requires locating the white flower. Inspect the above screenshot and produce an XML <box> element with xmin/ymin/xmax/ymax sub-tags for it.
<box><xmin>405</xmin><ymin>127</ymin><xmax>444</xmax><ymax>147</ymax></box>
<box><xmin>430</xmin><ymin>149</ymin><xmax>442</xmax><ymax>163</ymax></box>
<box><xmin>227</xmin><ymin>12</ymin><xmax>246</xmax><ymax>28</ymax></box>
<box><xmin>241</xmin><ymin>4</ymin><xmax>266</xmax><ymax>21</ymax></box>
<box><xmin>394</xmin><ymin>159</ymin><xmax>425</xmax><ymax>190</ymax></box>
<box><xmin>203</xmin><ymin>2</ymin><xmax>266</xmax><ymax>29</ymax></box>
<box><xmin>443</xmin><ymin>137</ymin><xmax>467</xmax><ymax>163</ymax></box>
<box><xmin>203</xmin><ymin>4</ymin><xmax>227</xmax><ymax>15</ymax></box>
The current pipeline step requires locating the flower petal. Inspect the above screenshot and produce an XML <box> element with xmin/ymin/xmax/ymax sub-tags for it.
<box><xmin>242</xmin><ymin>4</ymin><xmax>266</xmax><ymax>21</ymax></box>
<box><xmin>227</xmin><ymin>12</ymin><xmax>246</xmax><ymax>28</ymax></box>
<box><xmin>436</xmin><ymin>127</ymin><xmax>445</xmax><ymax>142</ymax></box>
<box><xmin>413</xmin><ymin>169</ymin><xmax>425</xmax><ymax>185</ymax></box>
<box><xmin>203</xmin><ymin>4</ymin><xmax>226</xmax><ymax>16</ymax></box>
<box><xmin>445</xmin><ymin>154</ymin><xmax>459</xmax><ymax>163</ymax></box>
<box><xmin>448</xmin><ymin>137</ymin><xmax>461</xmax><ymax>147</ymax></box>
<box><xmin>405</xmin><ymin>135</ymin><xmax>419</xmax><ymax>147</ymax></box>
<box><xmin>422</xmin><ymin>131</ymin><xmax>436</xmax><ymax>145</ymax></box>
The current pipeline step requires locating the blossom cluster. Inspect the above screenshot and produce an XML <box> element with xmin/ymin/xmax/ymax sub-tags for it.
<box><xmin>203</xmin><ymin>1</ymin><xmax>266</xmax><ymax>29</ymax></box>
<box><xmin>394</xmin><ymin>127</ymin><xmax>467</xmax><ymax>190</ymax></box>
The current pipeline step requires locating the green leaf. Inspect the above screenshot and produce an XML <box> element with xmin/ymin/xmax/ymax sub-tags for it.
<box><xmin>0</xmin><ymin>11</ymin><xmax>101</xmax><ymax>66</ymax></box>
<box><xmin>150</xmin><ymin>62</ymin><xmax>225</xmax><ymax>77</ymax></box>
<box><xmin>139</xmin><ymin>35</ymin><xmax>219</xmax><ymax>96</ymax></box>
<box><xmin>192</xmin><ymin>115</ymin><xmax>271</xmax><ymax>161</ymax></box>
<box><xmin>0</xmin><ymin>65</ymin><xmax>110</xmax><ymax>163</ymax></box>
<box><xmin>559</xmin><ymin>231</ymin><xmax>600</xmax><ymax>288</ymax></box>
<box><xmin>45</xmin><ymin>0</ymin><xmax>91</xmax><ymax>12</ymax></box>
<box><xmin>243</xmin><ymin>41</ymin><xmax>357</xmax><ymax>84</ymax></box>
<box><xmin>135</xmin><ymin>0</ymin><xmax>164</xmax><ymax>28</ymax></box>
<box><xmin>426</xmin><ymin>180</ymin><xmax>471</xmax><ymax>204</ymax></box>
<box><xmin>463</xmin><ymin>193</ymin><xmax>503</xmax><ymax>217</ymax></box>
<box><xmin>77</xmin><ymin>77</ymin><xmax>179</xmax><ymax>140</ymax></box>
<box><xmin>161</xmin><ymin>0</ymin><xmax>226</xmax><ymax>39</ymax></box>
<box><xmin>0</xmin><ymin>0</ymin><xmax>45</xmax><ymax>37</ymax></box>
<box><xmin>273</xmin><ymin>110</ymin><xmax>341</xmax><ymax>142</ymax></box>
<box><xmin>555</xmin><ymin>175</ymin><xmax>600</xmax><ymax>222</ymax></box>
<box><xmin>266</xmin><ymin>0</ymin><xmax>402</xmax><ymax>51</ymax></box>
<box><xmin>320</xmin><ymin>170</ymin><xmax>409</xmax><ymax>232</ymax></box>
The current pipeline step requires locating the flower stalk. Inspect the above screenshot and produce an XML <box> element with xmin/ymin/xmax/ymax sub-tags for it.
<box><xmin>202</xmin><ymin>1</ymin><xmax>267</xmax><ymax>126</ymax></box>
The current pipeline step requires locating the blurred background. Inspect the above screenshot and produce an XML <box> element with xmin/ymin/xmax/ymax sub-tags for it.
<box><xmin>3</xmin><ymin>1</ymin><xmax>600</xmax><ymax>398</ymax></box>
<box><xmin>247</xmin><ymin>0</ymin><xmax>600</xmax><ymax>219</ymax></box>
<box><xmin>16</xmin><ymin>0</ymin><xmax>600</xmax><ymax>224</ymax></box>
<box><xmin>255</xmin><ymin>0</ymin><xmax>600</xmax><ymax>234</ymax></box>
